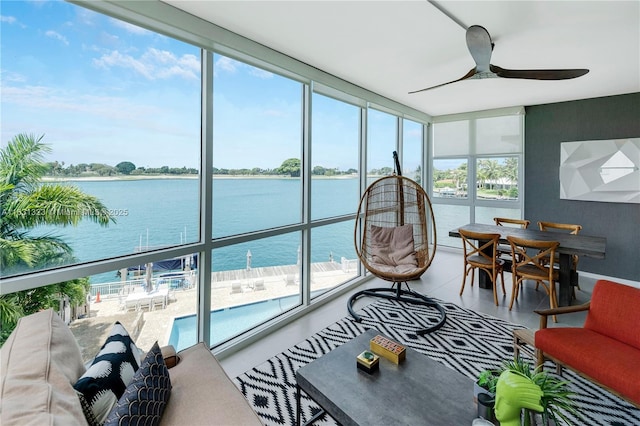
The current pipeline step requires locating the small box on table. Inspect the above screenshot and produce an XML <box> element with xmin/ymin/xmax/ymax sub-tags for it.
<box><xmin>356</xmin><ymin>350</ymin><xmax>379</xmax><ymax>374</ymax></box>
<box><xmin>370</xmin><ymin>335</ymin><xmax>406</xmax><ymax>364</ymax></box>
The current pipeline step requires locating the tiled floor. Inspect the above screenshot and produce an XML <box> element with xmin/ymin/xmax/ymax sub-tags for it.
<box><xmin>220</xmin><ymin>247</ymin><xmax>596</xmax><ymax>378</ymax></box>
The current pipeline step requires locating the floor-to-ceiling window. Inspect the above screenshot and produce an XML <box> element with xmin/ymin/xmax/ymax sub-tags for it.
<box><xmin>402</xmin><ymin>119</ymin><xmax>424</xmax><ymax>184</ymax></box>
<box><xmin>0</xmin><ymin>1</ymin><xmax>202</xmax><ymax>353</ymax></box>
<box><xmin>207</xmin><ymin>54</ymin><xmax>306</xmax><ymax>346</ymax></box>
<box><xmin>309</xmin><ymin>92</ymin><xmax>361</xmax><ymax>297</ymax></box>
<box><xmin>0</xmin><ymin>0</ymin><xmax>431</xmax><ymax>353</ymax></box>
<box><xmin>367</xmin><ymin>108</ymin><xmax>398</xmax><ymax>182</ymax></box>
<box><xmin>1</xmin><ymin>1</ymin><xmax>201</xmax><ymax>278</ymax></box>
<box><xmin>431</xmin><ymin>111</ymin><xmax>524</xmax><ymax>247</ymax></box>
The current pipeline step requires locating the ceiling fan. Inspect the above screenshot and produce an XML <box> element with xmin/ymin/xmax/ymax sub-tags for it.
<box><xmin>409</xmin><ymin>25</ymin><xmax>589</xmax><ymax>94</ymax></box>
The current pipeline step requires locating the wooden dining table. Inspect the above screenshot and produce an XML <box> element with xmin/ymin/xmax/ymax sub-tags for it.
<box><xmin>449</xmin><ymin>223</ymin><xmax>607</xmax><ymax>306</ymax></box>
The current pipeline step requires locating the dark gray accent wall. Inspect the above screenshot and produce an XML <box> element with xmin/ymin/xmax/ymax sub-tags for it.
<box><xmin>525</xmin><ymin>92</ymin><xmax>640</xmax><ymax>281</ymax></box>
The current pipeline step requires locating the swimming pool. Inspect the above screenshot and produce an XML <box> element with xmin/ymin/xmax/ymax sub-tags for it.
<box><xmin>168</xmin><ymin>294</ymin><xmax>302</xmax><ymax>351</ymax></box>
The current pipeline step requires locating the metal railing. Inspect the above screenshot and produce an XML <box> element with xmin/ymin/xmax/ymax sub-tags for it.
<box><xmin>89</xmin><ymin>272</ymin><xmax>194</xmax><ymax>299</ymax></box>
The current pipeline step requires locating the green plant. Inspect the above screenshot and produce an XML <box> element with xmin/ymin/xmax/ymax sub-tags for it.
<box><xmin>477</xmin><ymin>369</ymin><xmax>500</xmax><ymax>395</ymax></box>
<box><xmin>501</xmin><ymin>357</ymin><xmax>581</xmax><ymax>426</ymax></box>
<box><xmin>0</xmin><ymin>134</ymin><xmax>112</xmax><ymax>342</ymax></box>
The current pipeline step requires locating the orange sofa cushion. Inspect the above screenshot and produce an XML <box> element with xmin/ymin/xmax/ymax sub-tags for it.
<box><xmin>536</xmin><ymin>327</ymin><xmax>640</xmax><ymax>405</ymax></box>
<box><xmin>584</xmin><ymin>280</ymin><xmax>640</xmax><ymax>351</ymax></box>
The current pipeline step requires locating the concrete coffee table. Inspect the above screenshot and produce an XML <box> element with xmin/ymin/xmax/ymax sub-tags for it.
<box><xmin>295</xmin><ymin>328</ymin><xmax>476</xmax><ymax>425</ymax></box>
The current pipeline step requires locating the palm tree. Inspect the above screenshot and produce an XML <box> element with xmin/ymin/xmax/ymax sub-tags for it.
<box><xmin>0</xmin><ymin>133</ymin><xmax>113</xmax><ymax>343</ymax></box>
<box><xmin>0</xmin><ymin>133</ymin><xmax>113</xmax><ymax>272</ymax></box>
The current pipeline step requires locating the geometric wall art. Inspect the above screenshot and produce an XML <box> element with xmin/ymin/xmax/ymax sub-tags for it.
<box><xmin>560</xmin><ymin>138</ymin><xmax>640</xmax><ymax>203</ymax></box>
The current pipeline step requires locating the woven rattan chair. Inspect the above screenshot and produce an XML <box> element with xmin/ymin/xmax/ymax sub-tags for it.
<box><xmin>347</xmin><ymin>165</ymin><xmax>445</xmax><ymax>335</ymax></box>
<box><xmin>507</xmin><ymin>235</ymin><xmax>560</xmax><ymax>322</ymax></box>
<box><xmin>459</xmin><ymin>229</ymin><xmax>506</xmax><ymax>306</ymax></box>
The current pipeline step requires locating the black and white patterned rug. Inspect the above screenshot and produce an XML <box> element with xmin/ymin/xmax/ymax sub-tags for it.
<box><xmin>234</xmin><ymin>298</ymin><xmax>640</xmax><ymax>425</ymax></box>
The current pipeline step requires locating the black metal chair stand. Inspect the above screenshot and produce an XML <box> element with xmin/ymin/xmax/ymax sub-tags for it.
<box><xmin>347</xmin><ymin>281</ymin><xmax>447</xmax><ymax>335</ymax></box>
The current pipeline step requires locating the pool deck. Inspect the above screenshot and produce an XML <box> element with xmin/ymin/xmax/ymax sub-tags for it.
<box><xmin>69</xmin><ymin>261</ymin><xmax>357</xmax><ymax>360</ymax></box>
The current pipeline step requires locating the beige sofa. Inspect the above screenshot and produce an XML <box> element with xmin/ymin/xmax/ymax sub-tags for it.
<box><xmin>0</xmin><ymin>309</ymin><xmax>262</xmax><ymax>425</ymax></box>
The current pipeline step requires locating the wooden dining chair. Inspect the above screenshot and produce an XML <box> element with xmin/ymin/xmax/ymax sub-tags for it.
<box><xmin>493</xmin><ymin>217</ymin><xmax>531</xmax><ymax>266</ymax></box>
<box><xmin>494</xmin><ymin>217</ymin><xmax>530</xmax><ymax>229</ymax></box>
<box><xmin>507</xmin><ymin>236</ymin><xmax>560</xmax><ymax>322</ymax></box>
<box><xmin>459</xmin><ymin>229</ymin><xmax>506</xmax><ymax>306</ymax></box>
<box><xmin>538</xmin><ymin>221</ymin><xmax>582</xmax><ymax>295</ymax></box>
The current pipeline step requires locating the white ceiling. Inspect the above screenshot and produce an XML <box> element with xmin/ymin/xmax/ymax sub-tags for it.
<box><xmin>163</xmin><ymin>0</ymin><xmax>640</xmax><ymax>117</ymax></box>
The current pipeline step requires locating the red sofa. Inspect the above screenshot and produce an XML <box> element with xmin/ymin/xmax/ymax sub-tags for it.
<box><xmin>534</xmin><ymin>279</ymin><xmax>640</xmax><ymax>407</ymax></box>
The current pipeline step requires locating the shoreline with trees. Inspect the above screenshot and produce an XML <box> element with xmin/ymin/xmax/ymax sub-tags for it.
<box><xmin>42</xmin><ymin>157</ymin><xmax>369</xmax><ymax>181</ymax></box>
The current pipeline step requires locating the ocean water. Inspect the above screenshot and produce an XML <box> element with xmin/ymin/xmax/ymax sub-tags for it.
<box><xmin>34</xmin><ymin>178</ymin><xmax>359</xmax><ymax>283</ymax></box>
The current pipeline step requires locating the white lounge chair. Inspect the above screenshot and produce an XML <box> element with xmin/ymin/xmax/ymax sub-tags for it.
<box><xmin>230</xmin><ymin>282</ymin><xmax>243</xmax><ymax>294</ymax></box>
<box><xmin>152</xmin><ymin>294</ymin><xmax>166</xmax><ymax>310</ymax></box>
<box><xmin>124</xmin><ymin>299</ymin><xmax>138</xmax><ymax>312</ymax></box>
<box><xmin>253</xmin><ymin>279</ymin><xmax>265</xmax><ymax>291</ymax></box>
<box><xmin>284</xmin><ymin>274</ymin><xmax>297</xmax><ymax>286</ymax></box>
<box><xmin>138</xmin><ymin>297</ymin><xmax>152</xmax><ymax>311</ymax></box>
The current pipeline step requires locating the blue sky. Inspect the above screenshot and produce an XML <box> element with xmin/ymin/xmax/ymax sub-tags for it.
<box><xmin>1</xmin><ymin>1</ymin><xmax>413</xmax><ymax>171</ymax></box>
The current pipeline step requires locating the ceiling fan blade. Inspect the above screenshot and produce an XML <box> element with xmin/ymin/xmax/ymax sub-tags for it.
<box><xmin>408</xmin><ymin>68</ymin><xmax>476</xmax><ymax>94</ymax></box>
<box><xmin>491</xmin><ymin>65</ymin><xmax>589</xmax><ymax>80</ymax></box>
<box><xmin>466</xmin><ymin>25</ymin><xmax>493</xmax><ymax>72</ymax></box>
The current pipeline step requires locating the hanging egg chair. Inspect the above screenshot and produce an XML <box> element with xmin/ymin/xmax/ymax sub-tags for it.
<box><xmin>348</xmin><ymin>152</ymin><xmax>446</xmax><ymax>335</ymax></box>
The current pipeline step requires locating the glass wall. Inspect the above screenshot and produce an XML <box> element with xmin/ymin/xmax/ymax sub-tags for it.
<box><xmin>367</xmin><ymin>109</ymin><xmax>398</xmax><ymax>181</ymax></box>
<box><xmin>310</xmin><ymin>222</ymin><xmax>358</xmax><ymax>298</ymax></box>
<box><xmin>402</xmin><ymin>119</ymin><xmax>423</xmax><ymax>184</ymax></box>
<box><xmin>212</xmin><ymin>53</ymin><xmax>303</xmax><ymax>236</ymax></box>
<box><xmin>309</xmin><ymin>93</ymin><xmax>361</xmax><ymax>296</ymax></box>
<box><xmin>311</xmin><ymin>93</ymin><xmax>360</xmax><ymax>220</ymax></box>
<box><xmin>431</xmin><ymin>113</ymin><xmax>524</xmax><ymax>248</ymax></box>
<box><xmin>433</xmin><ymin>158</ymin><xmax>468</xmax><ymax>199</ymax></box>
<box><xmin>0</xmin><ymin>0</ymin><xmax>431</xmax><ymax>353</ymax></box>
<box><xmin>433</xmin><ymin>204</ymin><xmax>471</xmax><ymax>247</ymax></box>
<box><xmin>75</xmin><ymin>256</ymin><xmax>197</xmax><ymax>362</ymax></box>
<box><xmin>1</xmin><ymin>1</ymin><xmax>201</xmax><ymax>279</ymax></box>
<box><xmin>208</xmin><ymin>232</ymin><xmax>301</xmax><ymax>350</ymax></box>
<box><xmin>476</xmin><ymin>157</ymin><xmax>520</xmax><ymax>201</ymax></box>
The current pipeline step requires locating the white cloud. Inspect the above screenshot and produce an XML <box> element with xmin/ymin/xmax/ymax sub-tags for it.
<box><xmin>0</xmin><ymin>70</ymin><xmax>27</xmax><ymax>83</ymax></box>
<box><xmin>109</xmin><ymin>18</ymin><xmax>152</xmax><ymax>35</ymax></box>
<box><xmin>215</xmin><ymin>56</ymin><xmax>240</xmax><ymax>74</ymax></box>
<box><xmin>98</xmin><ymin>31</ymin><xmax>121</xmax><ymax>48</ymax></box>
<box><xmin>45</xmin><ymin>30</ymin><xmax>69</xmax><ymax>46</ymax></box>
<box><xmin>2</xmin><ymin>15</ymin><xmax>27</xmax><ymax>29</ymax></box>
<box><xmin>1</xmin><ymin>15</ymin><xmax>17</xmax><ymax>24</ymax></box>
<box><xmin>178</xmin><ymin>54</ymin><xmax>200</xmax><ymax>70</ymax></box>
<box><xmin>249</xmin><ymin>67</ymin><xmax>273</xmax><ymax>79</ymax></box>
<box><xmin>215</xmin><ymin>57</ymin><xmax>274</xmax><ymax>80</ymax></box>
<box><xmin>1</xmin><ymin>85</ymin><xmax>156</xmax><ymax>121</ymax></box>
<box><xmin>93</xmin><ymin>48</ymin><xmax>199</xmax><ymax>81</ymax></box>
<box><xmin>93</xmin><ymin>50</ymin><xmax>152</xmax><ymax>78</ymax></box>
<box><xmin>145</xmin><ymin>48</ymin><xmax>176</xmax><ymax>64</ymax></box>
<box><xmin>76</xmin><ymin>8</ymin><xmax>97</xmax><ymax>27</ymax></box>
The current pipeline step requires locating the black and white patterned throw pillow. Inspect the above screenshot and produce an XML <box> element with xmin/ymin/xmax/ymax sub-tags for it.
<box><xmin>105</xmin><ymin>341</ymin><xmax>172</xmax><ymax>426</ymax></box>
<box><xmin>74</xmin><ymin>322</ymin><xmax>142</xmax><ymax>425</ymax></box>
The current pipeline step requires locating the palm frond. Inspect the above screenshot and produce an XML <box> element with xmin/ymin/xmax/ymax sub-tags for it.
<box><xmin>0</xmin><ymin>237</ymin><xmax>37</xmax><ymax>269</ymax></box>
<box><xmin>0</xmin><ymin>235</ymin><xmax>72</xmax><ymax>272</ymax></box>
<box><xmin>6</xmin><ymin>184</ymin><xmax>114</xmax><ymax>228</ymax></box>
<box><xmin>0</xmin><ymin>294</ymin><xmax>24</xmax><ymax>326</ymax></box>
<box><xmin>0</xmin><ymin>133</ymin><xmax>50</xmax><ymax>189</ymax></box>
